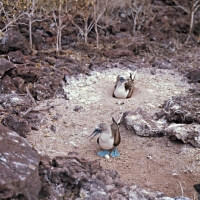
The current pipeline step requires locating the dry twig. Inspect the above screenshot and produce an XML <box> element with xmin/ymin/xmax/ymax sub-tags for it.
<box><xmin>20</xmin><ymin>102</ymin><xmax>61</xmax><ymax>117</ymax></box>
<box><xmin>26</xmin><ymin>85</ymin><xmax>37</xmax><ymax>106</ymax></box>
<box><xmin>178</xmin><ymin>181</ymin><xmax>184</xmax><ymax>197</ymax></box>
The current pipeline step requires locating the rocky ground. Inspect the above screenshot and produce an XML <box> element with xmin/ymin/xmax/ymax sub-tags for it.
<box><xmin>26</xmin><ymin>67</ymin><xmax>200</xmax><ymax>199</ymax></box>
<box><xmin>1</xmin><ymin>0</ymin><xmax>200</xmax><ymax>199</ymax></box>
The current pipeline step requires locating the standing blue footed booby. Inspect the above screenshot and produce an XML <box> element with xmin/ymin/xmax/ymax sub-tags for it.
<box><xmin>88</xmin><ymin>117</ymin><xmax>122</xmax><ymax>157</ymax></box>
<box><xmin>113</xmin><ymin>71</ymin><xmax>137</xmax><ymax>99</ymax></box>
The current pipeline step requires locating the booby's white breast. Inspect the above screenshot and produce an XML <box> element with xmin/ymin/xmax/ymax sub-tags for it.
<box><xmin>99</xmin><ymin>133</ymin><xmax>114</xmax><ymax>150</ymax></box>
<box><xmin>114</xmin><ymin>84</ymin><xmax>129</xmax><ymax>99</ymax></box>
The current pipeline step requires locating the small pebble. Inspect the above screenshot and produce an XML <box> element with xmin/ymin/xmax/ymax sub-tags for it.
<box><xmin>116</xmin><ymin>101</ymin><xmax>124</xmax><ymax>105</ymax></box>
<box><xmin>147</xmin><ymin>155</ymin><xmax>153</xmax><ymax>159</ymax></box>
<box><xmin>172</xmin><ymin>172</ymin><xmax>178</xmax><ymax>177</ymax></box>
<box><xmin>73</xmin><ymin>105</ymin><xmax>83</xmax><ymax>112</ymax></box>
<box><xmin>51</xmin><ymin>125</ymin><xmax>56</xmax><ymax>132</ymax></box>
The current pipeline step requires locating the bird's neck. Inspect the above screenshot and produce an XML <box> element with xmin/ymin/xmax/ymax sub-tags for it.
<box><xmin>116</xmin><ymin>82</ymin><xmax>125</xmax><ymax>88</ymax></box>
<box><xmin>100</xmin><ymin>131</ymin><xmax>112</xmax><ymax>139</ymax></box>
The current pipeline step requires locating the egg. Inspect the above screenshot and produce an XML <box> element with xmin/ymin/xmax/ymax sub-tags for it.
<box><xmin>105</xmin><ymin>154</ymin><xmax>110</xmax><ymax>159</ymax></box>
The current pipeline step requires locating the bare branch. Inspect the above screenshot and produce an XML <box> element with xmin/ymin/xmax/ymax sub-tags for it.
<box><xmin>194</xmin><ymin>0</ymin><xmax>200</xmax><ymax>7</ymax></box>
<box><xmin>194</xmin><ymin>3</ymin><xmax>200</xmax><ymax>13</ymax></box>
<box><xmin>172</xmin><ymin>0</ymin><xmax>189</xmax><ymax>13</ymax></box>
<box><xmin>26</xmin><ymin>85</ymin><xmax>37</xmax><ymax>106</ymax></box>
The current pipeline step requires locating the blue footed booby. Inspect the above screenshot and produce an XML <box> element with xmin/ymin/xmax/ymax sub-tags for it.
<box><xmin>113</xmin><ymin>71</ymin><xmax>137</xmax><ymax>99</ymax></box>
<box><xmin>88</xmin><ymin>115</ymin><xmax>123</xmax><ymax>157</ymax></box>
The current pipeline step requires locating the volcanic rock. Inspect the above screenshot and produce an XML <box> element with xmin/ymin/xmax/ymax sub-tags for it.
<box><xmin>123</xmin><ymin>108</ymin><xmax>165</xmax><ymax>137</ymax></box>
<box><xmin>0</xmin><ymin>30</ymin><xmax>31</xmax><ymax>54</ymax></box>
<box><xmin>0</xmin><ymin>124</ymin><xmax>41</xmax><ymax>199</ymax></box>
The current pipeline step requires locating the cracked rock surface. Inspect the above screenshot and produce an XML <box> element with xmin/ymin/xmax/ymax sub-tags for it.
<box><xmin>0</xmin><ymin>124</ymin><xmax>40</xmax><ymax>200</ymax></box>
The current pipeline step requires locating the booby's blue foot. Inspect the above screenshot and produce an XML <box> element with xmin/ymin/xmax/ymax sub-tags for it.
<box><xmin>97</xmin><ymin>150</ymin><xmax>110</xmax><ymax>157</ymax></box>
<box><xmin>110</xmin><ymin>148</ymin><xmax>120</xmax><ymax>157</ymax></box>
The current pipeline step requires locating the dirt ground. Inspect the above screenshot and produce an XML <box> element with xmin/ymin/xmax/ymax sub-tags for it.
<box><xmin>27</xmin><ymin>67</ymin><xmax>200</xmax><ymax>199</ymax></box>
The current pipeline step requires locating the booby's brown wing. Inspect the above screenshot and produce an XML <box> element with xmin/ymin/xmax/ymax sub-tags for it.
<box><xmin>125</xmin><ymin>72</ymin><xmax>137</xmax><ymax>98</ymax></box>
<box><xmin>125</xmin><ymin>78</ymin><xmax>134</xmax><ymax>98</ymax></box>
<box><xmin>113</xmin><ymin>128</ymin><xmax>121</xmax><ymax>146</ymax></box>
<box><xmin>112</xmin><ymin>75</ymin><xmax>120</xmax><ymax>97</ymax></box>
<box><xmin>111</xmin><ymin>117</ymin><xmax>121</xmax><ymax>147</ymax></box>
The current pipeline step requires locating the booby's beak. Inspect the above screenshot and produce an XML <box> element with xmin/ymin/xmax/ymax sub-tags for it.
<box><xmin>119</xmin><ymin>76</ymin><xmax>125</xmax><ymax>83</ymax></box>
<box><xmin>88</xmin><ymin>128</ymin><xmax>102</xmax><ymax>140</ymax></box>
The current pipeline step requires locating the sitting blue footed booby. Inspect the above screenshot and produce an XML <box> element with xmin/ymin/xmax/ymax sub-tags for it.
<box><xmin>88</xmin><ymin>115</ymin><xmax>123</xmax><ymax>157</ymax></box>
<box><xmin>113</xmin><ymin>71</ymin><xmax>137</xmax><ymax>99</ymax></box>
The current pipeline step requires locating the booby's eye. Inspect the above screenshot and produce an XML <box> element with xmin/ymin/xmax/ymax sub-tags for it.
<box><xmin>119</xmin><ymin>76</ymin><xmax>125</xmax><ymax>82</ymax></box>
